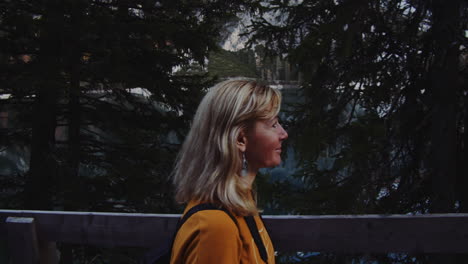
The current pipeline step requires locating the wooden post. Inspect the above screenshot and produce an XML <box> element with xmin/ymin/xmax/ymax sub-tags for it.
<box><xmin>5</xmin><ymin>217</ymin><xmax>59</xmax><ymax>264</ymax></box>
<box><xmin>38</xmin><ymin>241</ymin><xmax>60</xmax><ymax>264</ymax></box>
<box><xmin>6</xmin><ymin>217</ymin><xmax>40</xmax><ymax>264</ymax></box>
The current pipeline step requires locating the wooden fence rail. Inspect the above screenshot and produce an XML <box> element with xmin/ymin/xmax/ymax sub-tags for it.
<box><xmin>1</xmin><ymin>210</ymin><xmax>468</xmax><ymax>263</ymax></box>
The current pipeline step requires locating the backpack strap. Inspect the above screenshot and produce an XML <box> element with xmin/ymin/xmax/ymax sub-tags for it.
<box><xmin>141</xmin><ymin>203</ymin><xmax>238</xmax><ymax>264</ymax></box>
<box><xmin>143</xmin><ymin>204</ymin><xmax>270</xmax><ymax>264</ymax></box>
<box><xmin>244</xmin><ymin>215</ymin><xmax>269</xmax><ymax>263</ymax></box>
<box><xmin>177</xmin><ymin>203</ymin><xmax>238</xmax><ymax>230</ymax></box>
<box><xmin>184</xmin><ymin>205</ymin><xmax>269</xmax><ymax>263</ymax></box>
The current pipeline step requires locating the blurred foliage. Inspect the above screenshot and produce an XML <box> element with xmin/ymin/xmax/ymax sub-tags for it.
<box><xmin>0</xmin><ymin>0</ymin><xmax>260</xmax><ymax>261</ymax></box>
<box><xmin>208</xmin><ymin>48</ymin><xmax>259</xmax><ymax>78</ymax></box>
<box><xmin>248</xmin><ymin>0</ymin><xmax>467</xmax><ymax>215</ymax></box>
<box><xmin>1</xmin><ymin>0</ymin><xmax>467</xmax><ymax>263</ymax></box>
<box><xmin>248</xmin><ymin>0</ymin><xmax>467</xmax><ymax>262</ymax></box>
<box><xmin>0</xmin><ymin>0</ymin><xmax>261</xmax><ymax>212</ymax></box>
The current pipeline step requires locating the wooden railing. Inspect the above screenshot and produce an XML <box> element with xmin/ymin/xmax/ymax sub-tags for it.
<box><xmin>1</xmin><ymin>210</ymin><xmax>468</xmax><ymax>263</ymax></box>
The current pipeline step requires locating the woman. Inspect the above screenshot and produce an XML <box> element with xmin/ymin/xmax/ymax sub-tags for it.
<box><xmin>171</xmin><ymin>79</ymin><xmax>288</xmax><ymax>264</ymax></box>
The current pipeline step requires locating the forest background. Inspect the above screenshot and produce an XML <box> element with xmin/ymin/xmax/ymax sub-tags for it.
<box><xmin>0</xmin><ymin>0</ymin><xmax>467</xmax><ymax>263</ymax></box>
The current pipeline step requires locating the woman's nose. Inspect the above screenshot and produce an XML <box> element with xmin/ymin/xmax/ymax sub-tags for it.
<box><xmin>279</xmin><ymin>125</ymin><xmax>288</xmax><ymax>140</ymax></box>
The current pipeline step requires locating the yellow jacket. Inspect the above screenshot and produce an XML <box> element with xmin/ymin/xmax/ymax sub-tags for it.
<box><xmin>170</xmin><ymin>200</ymin><xmax>276</xmax><ymax>264</ymax></box>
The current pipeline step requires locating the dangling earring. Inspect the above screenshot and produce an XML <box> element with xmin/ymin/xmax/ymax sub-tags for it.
<box><xmin>241</xmin><ymin>152</ymin><xmax>248</xmax><ymax>177</ymax></box>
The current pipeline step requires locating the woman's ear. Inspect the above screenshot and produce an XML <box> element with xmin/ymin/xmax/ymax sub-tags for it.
<box><xmin>236</xmin><ymin>130</ymin><xmax>247</xmax><ymax>152</ymax></box>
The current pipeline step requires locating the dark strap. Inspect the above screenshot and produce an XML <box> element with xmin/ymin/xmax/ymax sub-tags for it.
<box><xmin>141</xmin><ymin>203</ymin><xmax>238</xmax><ymax>264</ymax></box>
<box><xmin>181</xmin><ymin>204</ymin><xmax>269</xmax><ymax>263</ymax></box>
<box><xmin>177</xmin><ymin>203</ymin><xmax>238</xmax><ymax>229</ymax></box>
<box><xmin>184</xmin><ymin>205</ymin><xmax>269</xmax><ymax>263</ymax></box>
<box><xmin>244</xmin><ymin>215</ymin><xmax>268</xmax><ymax>263</ymax></box>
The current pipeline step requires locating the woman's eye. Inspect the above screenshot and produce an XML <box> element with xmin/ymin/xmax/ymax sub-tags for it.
<box><xmin>272</xmin><ymin>122</ymin><xmax>279</xmax><ymax>128</ymax></box>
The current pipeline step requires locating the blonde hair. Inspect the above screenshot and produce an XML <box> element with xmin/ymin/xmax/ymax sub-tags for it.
<box><xmin>172</xmin><ymin>79</ymin><xmax>282</xmax><ymax>215</ymax></box>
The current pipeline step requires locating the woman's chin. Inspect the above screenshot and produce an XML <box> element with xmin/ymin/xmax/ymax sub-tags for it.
<box><xmin>269</xmin><ymin>160</ymin><xmax>282</xmax><ymax>168</ymax></box>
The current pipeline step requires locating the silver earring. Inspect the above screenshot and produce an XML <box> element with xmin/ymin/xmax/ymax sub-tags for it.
<box><xmin>241</xmin><ymin>152</ymin><xmax>248</xmax><ymax>177</ymax></box>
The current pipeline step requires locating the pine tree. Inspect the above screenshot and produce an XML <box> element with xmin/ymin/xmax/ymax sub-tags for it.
<box><xmin>248</xmin><ymin>0</ymin><xmax>466</xmax><ymax>262</ymax></box>
<box><xmin>0</xmin><ymin>0</ymin><xmax>255</xmax><ymax>212</ymax></box>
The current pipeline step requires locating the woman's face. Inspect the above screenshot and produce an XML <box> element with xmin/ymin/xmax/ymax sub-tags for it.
<box><xmin>245</xmin><ymin>116</ymin><xmax>288</xmax><ymax>171</ymax></box>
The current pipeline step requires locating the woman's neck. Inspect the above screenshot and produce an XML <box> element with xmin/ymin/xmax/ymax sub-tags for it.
<box><xmin>243</xmin><ymin>167</ymin><xmax>258</xmax><ymax>188</ymax></box>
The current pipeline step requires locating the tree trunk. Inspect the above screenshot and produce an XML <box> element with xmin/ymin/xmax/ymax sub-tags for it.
<box><xmin>63</xmin><ymin>0</ymin><xmax>84</xmax><ymax>212</ymax></box>
<box><xmin>429</xmin><ymin>0</ymin><xmax>462</xmax><ymax>263</ymax></box>
<box><xmin>457</xmin><ymin>2</ymin><xmax>468</xmax><ymax>214</ymax></box>
<box><xmin>24</xmin><ymin>1</ymin><xmax>64</xmax><ymax>210</ymax></box>
<box><xmin>461</xmin><ymin>93</ymin><xmax>468</xmax><ymax>213</ymax></box>
<box><xmin>429</xmin><ymin>0</ymin><xmax>460</xmax><ymax>214</ymax></box>
<box><xmin>59</xmin><ymin>3</ymin><xmax>85</xmax><ymax>263</ymax></box>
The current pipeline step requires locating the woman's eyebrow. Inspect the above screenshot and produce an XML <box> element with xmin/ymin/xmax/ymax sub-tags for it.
<box><xmin>268</xmin><ymin>116</ymin><xmax>278</xmax><ymax>123</ymax></box>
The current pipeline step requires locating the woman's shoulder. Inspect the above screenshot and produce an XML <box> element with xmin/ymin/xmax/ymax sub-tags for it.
<box><xmin>181</xmin><ymin>202</ymin><xmax>239</xmax><ymax>235</ymax></box>
<box><xmin>187</xmin><ymin>208</ymin><xmax>238</xmax><ymax>232</ymax></box>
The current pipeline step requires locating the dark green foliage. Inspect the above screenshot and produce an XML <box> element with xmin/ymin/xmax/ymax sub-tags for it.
<box><xmin>208</xmin><ymin>49</ymin><xmax>259</xmax><ymax>78</ymax></box>
<box><xmin>248</xmin><ymin>0</ymin><xmax>467</xmax><ymax>262</ymax></box>
<box><xmin>248</xmin><ymin>0</ymin><xmax>467</xmax><ymax>216</ymax></box>
<box><xmin>246</xmin><ymin>3</ymin><xmax>466</xmax><ymax>263</ymax></box>
<box><xmin>0</xmin><ymin>0</ymin><xmax>259</xmax><ymax>261</ymax></box>
<box><xmin>0</xmin><ymin>0</ymin><xmax>255</xmax><ymax>213</ymax></box>
<box><xmin>1</xmin><ymin>0</ymin><xmax>467</xmax><ymax>262</ymax></box>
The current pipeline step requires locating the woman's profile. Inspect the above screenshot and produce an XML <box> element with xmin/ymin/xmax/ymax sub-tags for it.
<box><xmin>170</xmin><ymin>79</ymin><xmax>288</xmax><ymax>263</ymax></box>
